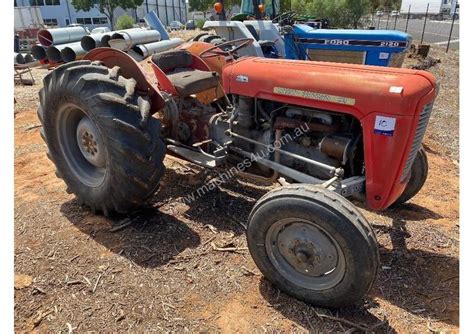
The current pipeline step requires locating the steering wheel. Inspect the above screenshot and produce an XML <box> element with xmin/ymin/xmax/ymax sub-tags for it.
<box><xmin>272</xmin><ymin>11</ymin><xmax>297</xmax><ymax>25</ymax></box>
<box><xmin>199</xmin><ymin>38</ymin><xmax>254</xmax><ymax>59</ymax></box>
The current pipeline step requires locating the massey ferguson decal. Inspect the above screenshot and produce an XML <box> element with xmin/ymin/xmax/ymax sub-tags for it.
<box><xmin>295</xmin><ymin>38</ymin><xmax>407</xmax><ymax>48</ymax></box>
<box><xmin>273</xmin><ymin>87</ymin><xmax>356</xmax><ymax>106</ymax></box>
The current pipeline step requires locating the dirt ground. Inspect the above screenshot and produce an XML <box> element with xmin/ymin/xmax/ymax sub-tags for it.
<box><xmin>14</xmin><ymin>44</ymin><xmax>459</xmax><ymax>333</ymax></box>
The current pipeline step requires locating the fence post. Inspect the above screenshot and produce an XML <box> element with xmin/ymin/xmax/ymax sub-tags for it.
<box><xmin>385</xmin><ymin>12</ymin><xmax>390</xmax><ymax>29</ymax></box>
<box><xmin>394</xmin><ymin>13</ymin><xmax>398</xmax><ymax>29</ymax></box>
<box><xmin>405</xmin><ymin>4</ymin><xmax>411</xmax><ymax>32</ymax></box>
<box><xmin>446</xmin><ymin>0</ymin><xmax>457</xmax><ymax>52</ymax></box>
<box><xmin>421</xmin><ymin>3</ymin><xmax>429</xmax><ymax>44</ymax></box>
<box><xmin>377</xmin><ymin>15</ymin><xmax>381</xmax><ymax>29</ymax></box>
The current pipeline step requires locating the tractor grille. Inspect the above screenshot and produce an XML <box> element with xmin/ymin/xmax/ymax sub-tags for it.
<box><xmin>400</xmin><ymin>103</ymin><xmax>433</xmax><ymax>183</ymax></box>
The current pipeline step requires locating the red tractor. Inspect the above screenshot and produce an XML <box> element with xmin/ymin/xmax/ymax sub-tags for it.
<box><xmin>38</xmin><ymin>38</ymin><xmax>437</xmax><ymax>307</ymax></box>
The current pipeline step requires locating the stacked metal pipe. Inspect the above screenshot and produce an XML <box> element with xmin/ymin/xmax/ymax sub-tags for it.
<box><xmin>28</xmin><ymin>13</ymin><xmax>183</xmax><ymax>64</ymax></box>
<box><xmin>14</xmin><ymin>52</ymin><xmax>36</xmax><ymax>64</ymax></box>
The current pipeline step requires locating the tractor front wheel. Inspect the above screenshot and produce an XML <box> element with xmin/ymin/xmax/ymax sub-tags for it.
<box><xmin>38</xmin><ymin>60</ymin><xmax>166</xmax><ymax>215</ymax></box>
<box><xmin>393</xmin><ymin>147</ymin><xmax>429</xmax><ymax>206</ymax></box>
<box><xmin>247</xmin><ymin>185</ymin><xmax>379</xmax><ymax>307</ymax></box>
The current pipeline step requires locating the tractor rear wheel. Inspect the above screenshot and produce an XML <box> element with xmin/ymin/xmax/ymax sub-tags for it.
<box><xmin>247</xmin><ymin>185</ymin><xmax>379</xmax><ymax>307</ymax></box>
<box><xmin>38</xmin><ymin>60</ymin><xmax>166</xmax><ymax>215</ymax></box>
<box><xmin>393</xmin><ymin>147</ymin><xmax>428</xmax><ymax>206</ymax></box>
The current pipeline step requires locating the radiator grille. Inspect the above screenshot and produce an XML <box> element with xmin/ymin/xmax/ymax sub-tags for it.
<box><xmin>400</xmin><ymin>103</ymin><xmax>433</xmax><ymax>183</ymax></box>
<box><xmin>307</xmin><ymin>49</ymin><xmax>367</xmax><ymax>65</ymax></box>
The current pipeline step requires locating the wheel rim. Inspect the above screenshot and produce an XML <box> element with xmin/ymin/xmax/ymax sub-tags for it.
<box><xmin>56</xmin><ymin>103</ymin><xmax>106</xmax><ymax>187</ymax></box>
<box><xmin>265</xmin><ymin>218</ymin><xmax>346</xmax><ymax>290</ymax></box>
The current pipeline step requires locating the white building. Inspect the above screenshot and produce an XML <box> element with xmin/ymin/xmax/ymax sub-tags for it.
<box><xmin>14</xmin><ymin>0</ymin><xmax>187</xmax><ymax>29</ymax></box>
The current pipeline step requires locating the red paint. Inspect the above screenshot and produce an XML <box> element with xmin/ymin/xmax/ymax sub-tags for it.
<box><xmin>84</xmin><ymin>48</ymin><xmax>165</xmax><ymax>111</ymax></box>
<box><xmin>85</xmin><ymin>47</ymin><xmax>438</xmax><ymax>210</ymax></box>
<box><xmin>223</xmin><ymin>57</ymin><xmax>437</xmax><ymax>210</ymax></box>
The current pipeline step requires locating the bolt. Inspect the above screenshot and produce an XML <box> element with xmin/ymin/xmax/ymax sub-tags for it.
<box><xmin>296</xmin><ymin>251</ymin><xmax>308</xmax><ymax>263</ymax></box>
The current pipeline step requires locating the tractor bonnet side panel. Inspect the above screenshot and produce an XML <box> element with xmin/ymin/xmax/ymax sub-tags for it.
<box><xmin>286</xmin><ymin>25</ymin><xmax>412</xmax><ymax>67</ymax></box>
<box><xmin>223</xmin><ymin>58</ymin><xmax>437</xmax><ymax>209</ymax></box>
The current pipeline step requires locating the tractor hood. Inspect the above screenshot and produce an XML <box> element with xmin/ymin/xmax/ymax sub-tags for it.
<box><xmin>223</xmin><ymin>57</ymin><xmax>436</xmax><ymax>118</ymax></box>
<box><xmin>223</xmin><ymin>57</ymin><xmax>438</xmax><ymax>211</ymax></box>
<box><xmin>291</xmin><ymin>25</ymin><xmax>412</xmax><ymax>52</ymax></box>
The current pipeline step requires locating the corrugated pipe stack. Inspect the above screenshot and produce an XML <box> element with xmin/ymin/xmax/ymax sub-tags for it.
<box><xmin>30</xmin><ymin>25</ymin><xmax>89</xmax><ymax>64</ymax></box>
<box><xmin>14</xmin><ymin>52</ymin><xmax>36</xmax><ymax>64</ymax></box>
<box><xmin>28</xmin><ymin>12</ymin><xmax>183</xmax><ymax>65</ymax></box>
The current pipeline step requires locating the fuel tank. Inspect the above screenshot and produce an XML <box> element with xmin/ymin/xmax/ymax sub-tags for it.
<box><xmin>223</xmin><ymin>58</ymin><xmax>438</xmax><ymax>210</ymax></box>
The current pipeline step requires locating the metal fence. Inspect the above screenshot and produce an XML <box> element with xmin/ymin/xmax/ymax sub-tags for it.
<box><xmin>367</xmin><ymin>1</ymin><xmax>459</xmax><ymax>52</ymax></box>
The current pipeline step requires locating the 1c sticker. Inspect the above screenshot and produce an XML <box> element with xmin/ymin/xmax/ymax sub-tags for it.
<box><xmin>374</xmin><ymin>116</ymin><xmax>396</xmax><ymax>136</ymax></box>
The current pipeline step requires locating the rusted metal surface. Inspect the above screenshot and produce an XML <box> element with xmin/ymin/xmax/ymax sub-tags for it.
<box><xmin>179</xmin><ymin>41</ymin><xmax>227</xmax><ymax>75</ymax></box>
<box><xmin>320</xmin><ymin>135</ymin><xmax>353</xmax><ymax>163</ymax></box>
<box><xmin>180</xmin><ymin>41</ymin><xmax>228</xmax><ymax>103</ymax></box>
<box><xmin>84</xmin><ymin>47</ymin><xmax>165</xmax><ymax>112</ymax></box>
<box><xmin>178</xmin><ymin>101</ymin><xmax>216</xmax><ymax>144</ymax></box>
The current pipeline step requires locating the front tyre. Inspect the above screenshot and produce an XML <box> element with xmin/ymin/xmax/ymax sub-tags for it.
<box><xmin>38</xmin><ymin>60</ymin><xmax>166</xmax><ymax>215</ymax></box>
<box><xmin>247</xmin><ymin>185</ymin><xmax>379</xmax><ymax>307</ymax></box>
<box><xmin>393</xmin><ymin>147</ymin><xmax>428</xmax><ymax>206</ymax></box>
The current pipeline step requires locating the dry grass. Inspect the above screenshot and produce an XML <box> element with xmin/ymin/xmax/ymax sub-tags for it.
<box><xmin>404</xmin><ymin>44</ymin><xmax>459</xmax><ymax>161</ymax></box>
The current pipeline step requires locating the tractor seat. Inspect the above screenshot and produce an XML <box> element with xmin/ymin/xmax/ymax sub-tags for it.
<box><xmin>152</xmin><ymin>49</ymin><xmax>219</xmax><ymax>96</ymax></box>
<box><xmin>167</xmin><ymin>69</ymin><xmax>219</xmax><ymax>96</ymax></box>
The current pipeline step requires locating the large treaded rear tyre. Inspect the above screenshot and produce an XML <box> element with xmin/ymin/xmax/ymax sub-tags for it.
<box><xmin>247</xmin><ymin>185</ymin><xmax>379</xmax><ymax>307</ymax></box>
<box><xmin>393</xmin><ymin>147</ymin><xmax>428</xmax><ymax>206</ymax></box>
<box><xmin>38</xmin><ymin>60</ymin><xmax>166</xmax><ymax>215</ymax></box>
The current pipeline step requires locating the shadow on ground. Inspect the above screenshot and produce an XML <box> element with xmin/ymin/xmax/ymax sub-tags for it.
<box><xmin>60</xmin><ymin>166</ymin><xmax>267</xmax><ymax>268</ymax></box>
<box><xmin>60</xmin><ymin>167</ymin><xmax>458</xmax><ymax>329</ymax></box>
<box><xmin>259</xmin><ymin>245</ymin><xmax>458</xmax><ymax>331</ymax></box>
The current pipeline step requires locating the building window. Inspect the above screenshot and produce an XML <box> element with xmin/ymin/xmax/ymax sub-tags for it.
<box><xmin>92</xmin><ymin>17</ymin><xmax>108</xmax><ymax>24</ymax></box>
<box><xmin>30</xmin><ymin>0</ymin><xmax>45</xmax><ymax>5</ymax></box>
<box><xmin>14</xmin><ymin>0</ymin><xmax>17</xmax><ymax>7</ymax></box>
<box><xmin>45</xmin><ymin>0</ymin><xmax>60</xmax><ymax>5</ymax></box>
<box><xmin>77</xmin><ymin>17</ymin><xmax>92</xmax><ymax>24</ymax></box>
<box><xmin>43</xmin><ymin>18</ymin><xmax>58</xmax><ymax>26</ymax></box>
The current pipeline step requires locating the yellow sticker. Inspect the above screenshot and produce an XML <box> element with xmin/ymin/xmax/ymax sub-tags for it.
<box><xmin>273</xmin><ymin>87</ymin><xmax>356</xmax><ymax>106</ymax></box>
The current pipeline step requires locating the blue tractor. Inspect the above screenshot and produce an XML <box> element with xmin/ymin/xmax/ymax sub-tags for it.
<box><xmin>197</xmin><ymin>0</ymin><xmax>411</xmax><ymax>67</ymax></box>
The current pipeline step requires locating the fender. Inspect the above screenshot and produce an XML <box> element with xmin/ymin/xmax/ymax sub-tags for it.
<box><xmin>84</xmin><ymin>48</ymin><xmax>165</xmax><ymax>112</ymax></box>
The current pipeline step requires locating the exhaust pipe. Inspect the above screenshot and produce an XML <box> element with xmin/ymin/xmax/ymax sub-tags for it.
<box><xmin>60</xmin><ymin>42</ymin><xmax>86</xmax><ymax>62</ymax></box>
<box><xmin>31</xmin><ymin>45</ymin><xmax>47</xmax><ymax>60</ymax></box>
<box><xmin>109</xmin><ymin>28</ymin><xmax>161</xmax><ymax>51</ymax></box>
<box><xmin>37</xmin><ymin>26</ymin><xmax>89</xmax><ymax>46</ymax></box>
<box><xmin>132</xmin><ymin>38</ymin><xmax>184</xmax><ymax>58</ymax></box>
